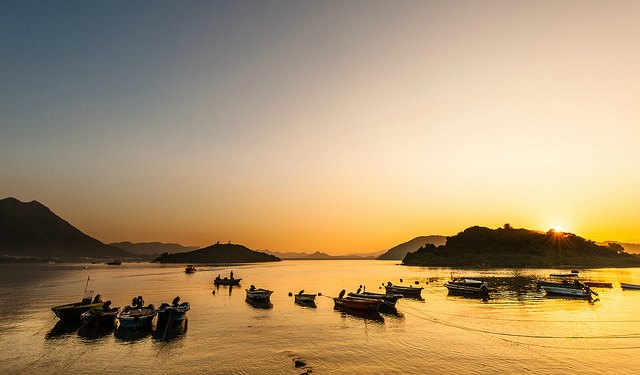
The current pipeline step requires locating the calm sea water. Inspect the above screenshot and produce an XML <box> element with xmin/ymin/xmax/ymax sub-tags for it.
<box><xmin>1</xmin><ymin>261</ymin><xmax>639</xmax><ymax>374</ymax></box>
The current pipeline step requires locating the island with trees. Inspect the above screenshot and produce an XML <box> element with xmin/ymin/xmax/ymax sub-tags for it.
<box><xmin>153</xmin><ymin>242</ymin><xmax>281</xmax><ymax>264</ymax></box>
<box><xmin>402</xmin><ymin>224</ymin><xmax>640</xmax><ymax>268</ymax></box>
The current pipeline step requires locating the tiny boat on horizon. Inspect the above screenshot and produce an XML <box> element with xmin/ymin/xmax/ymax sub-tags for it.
<box><xmin>384</xmin><ymin>283</ymin><xmax>423</xmax><ymax>299</ymax></box>
<box><xmin>185</xmin><ymin>265</ymin><xmax>197</xmax><ymax>273</ymax></box>
<box><xmin>621</xmin><ymin>282</ymin><xmax>640</xmax><ymax>290</ymax></box>
<box><xmin>106</xmin><ymin>260</ymin><xmax>121</xmax><ymax>265</ymax></box>
<box><xmin>117</xmin><ymin>296</ymin><xmax>156</xmax><ymax>329</ymax></box>
<box><xmin>157</xmin><ymin>296</ymin><xmax>190</xmax><ymax>325</ymax></box>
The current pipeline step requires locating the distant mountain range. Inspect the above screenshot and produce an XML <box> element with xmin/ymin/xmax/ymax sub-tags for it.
<box><xmin>110</xmin><ymin>241</ymin><xmax>199</xmax><ymax>255</ymax></box>
<box><xmin>599</xmin><ymin>241</ymin><xmax>640</xmax><ymax>254</ymax></box>
<box><xmin>0</xmin><ymin>197</ymin><xmax>132</xmax><ymax>261</ymax></box>
<box><xmin>403</xmin><ymin>226</ymin><xmax>640</xmax><ymax>267</ymax></box>
<box><xmin>263</xmin><ymin>250</ymin><xmax>379</xmax><ymax>260</ymax></box>
<box><xmin>377</xmin><ymin>235</ymin><xmax>447</xmax><ymax>260</ymax></box>
<box><xmin>154</xmin><ymin>242</ymin><xmax>281</xmax><ymax>263</ymax></box>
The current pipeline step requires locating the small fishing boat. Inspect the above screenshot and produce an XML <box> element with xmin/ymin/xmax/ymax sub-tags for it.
<box><xmin>583</xmin><ymin>281</ymin><xmax>613</xmax><ymax>288</ymax></box>
<box><xmin>157</xmin><ymin>296</ymin><xmax>190</xmax><ymax>324</ymax></box>
<box><xmin>621</xmin><ymin>282</ymin><xmax>640</xmax><ymax>290</ymax></box>
<box><xmin>348</xmin><ymin>291</ymin><xmax>403</xmax><ymax>305</ymax></box>
<box><xmin>294</xmin><ymin>290</ymin><xmax>317</xmax><ymax>306</ymax></box>
<box><xmin>535</xmin><ymin>279</ymin><xmax>582</xmax><ymax>290</ymax></box>
<box><xmin>384</xmin><ymin>283</ymin><xmax>423</xmax><ymax>299</ymax></box>
<box><xmin>117</xmin><ymin>296</ymin><xmax>156</xmax><ymax>329</ymax></box>
<box><xmin>333</xmin><ymin>290</ymin><xmax>382</xmax><ymax>312</ymax></box>
<box><xmin>246</xmin><ymin>286</ymin><xmax>273</xmax><ymax>303</ymax></box>
<box><xmin>185</xmin><ymin>265</ymin><xmax>197</xmax><ymax>273</ymax></box>
<box><xmin>542</xmin><ymin>281</ymin><xmax>597</xmax><ymax>299</ymax></box>
<box><xmin>51</xmin><ymin>277</ymin><xmax>105</xmax><ymax>323</ymax></box>
<box><xmin>214</xmin><ymin>275</ymin><xmax>241</xmax><ymax>286</ymax></box>
<box><xmin>445</xmin><ymin>278</ymin><xmax>490</xmax><ymax>297</ymax></box>
<box><xmin>106</xmin><ymin>260</ymin><xmax>121</xmax><ymax>265</ymax></box>
<box><xmin>79</xmin><ymin>301</ymin><xmax>120</xmax><ymax>333</ymax></box>
<box><xmin>549</xmin><ymin>273</ymin><xmax>579</xmax><ymax>277</ymax></box>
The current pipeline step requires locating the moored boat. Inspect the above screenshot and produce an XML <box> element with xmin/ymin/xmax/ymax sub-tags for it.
<box><xmin>333</xmin><ymin>290</ymin><xmax>382</xmax><ymax>312</ymax></box>
<box><xmin>214</xmin><ymin>275</ymin><xmax>241</xmax><ymax>286</ymax></box>
<box><xmin>294</xmin><ymin>290</ymin><xmax>317</xmax><ymax>306</ymax></box>
<box><xmin>445</xmin><ymin>278</ymin><xmax>490</xmax><ymax>297</ymax></box>
<box><xmin>535</xmin><ymin>279</ymin><xmax>582</xmax><ymax>290</ymax></box>
<box><xmin>246</xmin><ymin>286</ymin><xmax>273</xmax><ymax>303</ymax></box>
<box><xmin>51</xmin><ymin>276</ymin><xmax>105</xmax><ymax>323</ymax></box>
<box><xmin>117</xmin><ymin>296</ymin><xmax>156</xmax><ymax>329</ymax></box>
<box><xmin>157</xmin><ymin>296</ymin><xmax>190</xmax><ymax>324</ymax></box>
<box><xmin>384</xmin><ymin>283</ymin><xmax>423</xmax><ymax>299</ymax></box>
<box><xmin>541</xmin><ymin>281</ymin><xmax>597</xmax><ymax>299</ymax></box>
<box><xmin>106</xmin><ymin>260</ymin><xmax>121</xmax><ymax>265</ymax></box>
<box><xmin>185</xmin><ymin>265</ymin><xmax>197</xmax><ymax>273</ymax></box>
<box><xmin>621</xmin><ymin>282</ymin><xmax>640</xmax><ymax>290</ymax></box>
<box><xmin>79</xmin><ymin>302</ymin><xmax>120</xmax><ymax>333</ymax></box>
<box><xmin>549</xmin><ymin>273</ymin><xmax>579</xmax><ymax>277</ymax></box>
<box><xmin>583</xmin><ymin>281</ymin><xmax>613</xmax><ymax>288</ymax></box>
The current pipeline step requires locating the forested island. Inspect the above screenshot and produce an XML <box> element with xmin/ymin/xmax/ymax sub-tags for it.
<box><xmin>154</xmin><ymin>242</ymin><xmax>281</xmax><ymax>263</ymax></box>
<box><xmin>402</xmin><ymin>225</ymin><xmax>640</xmax><ymax>268</ymax></box>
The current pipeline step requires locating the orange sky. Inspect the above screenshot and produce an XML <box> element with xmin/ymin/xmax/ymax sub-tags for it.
<box><xmin>2</xmin><ymin>2</ymin><xmax>640</xmax><ymax>253</ymax></box>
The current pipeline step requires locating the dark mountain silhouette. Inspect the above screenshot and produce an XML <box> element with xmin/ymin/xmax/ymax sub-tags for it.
<box><xmin>377</xmin><ymin>235</ymin><xmax>447</xmax><ymax>260</ymax></box>
<box><xmin>599</xmin><ymin>241</ymin><xmax>640</xmax><ymax>254</ymax></box>
<box><xmin>403</xmin><ymin>225</ymin><xmax>640</xmax><ymax>267</ymax></box>
<box><xmin>110</xmin><ymin>241</ymin><xmax>199</xmax><ymax>255</ymax></box>
<box><xmin>153</xmin><ymin>242</ymin><xmax>281</xmax><ymax>263</ymax></box>
<box><xmin>263</xmin><ymin>250</ymin><xmax>377</xmax><ymax>260</ymax></box>
<box><xmin>0</xmin><ymin>197</ymin><xmax>131</xmax><ymax>261</ymax></box>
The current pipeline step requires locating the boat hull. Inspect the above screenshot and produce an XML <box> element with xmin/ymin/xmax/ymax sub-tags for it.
<box><xmin>52</xmin><ymin>302</ymin><xmax>105</xmax><ymax>323</ymax></box>
<box><xmin>246</xmin><ymin>289</ymin><xmax>273</xmax><ymax>304</ymax></box>
<box><xmin>157</xmin><ymin>303</ymin><xmax>190</xmax><ymax>324</ymax></box>
<box><xmin>621</xmin><ymin>283</ymin><xmax>640</xmax><ymax>290</ymax></box>
<box><xmin>294</xmin><ymin>294</ymin><xmax>316</xmax><ymax>305</ymax></box>
<box><xmin>79</xmin><ymin>308</ymin><xmax>119</xmax><ymax>334</ymax></box>
<box><xmin>214</xmin><ymin>278</ymin><xmax>241</xmax><ymax>286</ymax></box>
<box><xmin>117</xmin><ymin>306</ymin><xmax>157</xmax><ymax>329</ymax></box>
<box><xmin>542</xmin><ymin>286</ymin><xmax>591</xmax><ymax>298</ymax></box>
<box><xmin>333</xmin><ymin>297</ymin><xmax>381</xmax><ymax>312</ymax></box>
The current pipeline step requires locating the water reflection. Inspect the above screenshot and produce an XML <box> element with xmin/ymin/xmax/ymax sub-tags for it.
<box><xmin>334</xmin><ymin>307</ymin><xmax>384</xmax><ymax>322</ymax></box>
<box><xmin>114</xmin><ymin>325</ymin><xmax>153</xmax><ymax>341</ymax></box>
<box><xmin>46</xmin><ymin>321</ymin><xmax>80</xmax><ymax>339</ymax></box>
<box><xmin>153</xmin><ymin>320</ymin><xmax>188</xmax><ymax>341</ymax></box>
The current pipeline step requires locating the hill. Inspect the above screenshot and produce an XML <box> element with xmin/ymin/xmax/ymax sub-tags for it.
<box><xmin>264</xmin><ymin>250</ymin><xmax>376</xmax><ymax>260</ymax></box>
<box><xmin>402</xmin><ymin>225</ymin><xmax>640</xmax><ymax>268</ymax></box>
<box><xmin>377</xmin><ymin>235</ymin><xmax>447</xmax><ymax>260</ymax></box>
<box><xmin>110</xmin><ymin>241</ymin><xmax>199</xmax><ymax>255</ymax></box>
<box><xmin>0</xmin><ymin>197</ymin><xmax>131</xmax><ymax>261</ymax></box>
<box><xmin>153</xmin><ymin>242</ymin><xmax>281</xmax><ymax>263</ymax></box>
<box><xmin>599</xmin><ymin>241</ymin><xmax>640</xmax><ymax>254</ymax></box>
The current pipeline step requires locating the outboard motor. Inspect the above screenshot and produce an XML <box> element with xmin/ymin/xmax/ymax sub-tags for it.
<box><xmin>93</xmin><ymin>294</ymin><xmax>102</xmax><ymax>303</ymax></box>
<box><xmin>172</xmin><ymin>296</ymin><xmax>181</xmax><ymax>306</ymax></box>
<box><xmin>356</xmin><ymin>287</ymin><xmax>362</xmax><ymax>294</ymax></box>
<box><xmin>298</xmin><ymin>290</ymin><xmax>304</xmax><ymax>295</ymax></box>
<box><xmin>338</xmin><ymin>289</ymin><xmax>346</xmax><ymax>299</ymax></box>
<box><xmin>102</xmin><ymin>300</ymin><xmax>112</xmax><ymax>310</ymax></box>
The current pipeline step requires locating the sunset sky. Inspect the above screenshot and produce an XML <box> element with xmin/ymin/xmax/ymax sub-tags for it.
<box><xmin>2</xmin><ymin>1</ymin><xmax>640</xmax><ymax>253</ymax></box>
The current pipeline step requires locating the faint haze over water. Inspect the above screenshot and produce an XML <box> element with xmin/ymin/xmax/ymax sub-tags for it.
<box><xmin>1</xmin><ymin>1</ymin><xmax>640</xmax><ymax>252</ymax></box>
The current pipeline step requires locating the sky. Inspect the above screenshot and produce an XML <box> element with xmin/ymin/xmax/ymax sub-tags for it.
<box><xmin>1</xmin><ymin>1</ymin><xmax>640</xmax><ymax>253</ymax></box>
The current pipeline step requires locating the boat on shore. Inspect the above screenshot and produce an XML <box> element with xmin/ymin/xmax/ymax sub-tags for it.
<box><xmin>294</xmin><ymin>290</ymin><xmax>317</xmax><ymax>307</ymax></box>
<box><xmin>157</xmin><ymin>296</ymin><xmax>190</xmax><ymax>325</ymax></box>
<box><xmin>621</xmin><ymin>282</ymin><xmax>640</xmax><ymax>290</ymax></box>
<box><xmin>185</xmin><ymin>265</ymin><xmax>197</xmax><ymax>274</ymax></box>
<box><xmin>445</xmin><ymin>278</ymin><xmax>490</xmax><ymax>297</ymax></box>
<box><xmin>246</xmin><ymin>286</ymin><xmax>273</xmax><ymax>303</ymax></box>
<box><xmin>384</xmin><ymin>283</ymin><xmax>423</xmax><ymax>299</ymax></box>
<box><xmin>117</xmin><ymin>296</ymin><xmax>156</xmax><ymax>329</ymax></box>
<box><xmin>78</xmin><ymin>302</ymin><xmax>119</xmax><ymax>334</ymax></box>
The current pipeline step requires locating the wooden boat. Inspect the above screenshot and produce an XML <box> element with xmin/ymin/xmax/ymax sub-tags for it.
<box><xmin>384</xmin><ymin>283</ymin><xmax>423</xmax><ymax>299</ymax></box>
<box><xmin>185</xmin><ymin>265</ymin><xmax>197</xmax><ymax>273</ymax></box>
<box><xmin>52</xmin><ymin>294</ymin><xmax>104</xmax><ymax>323</ymax></box>
<box><xmin>106</xmin><ymin>260</ymin><xmax>121</xmax><ymax>265</ymax></box>
<box><xmin>621</xmin><ymin>282</ymin><xmax>640</xmax><ymax>290</ymax></box>
<box><xmin>536</xmin><ymin>279</ymin><xmax>582</xmax><ymax>290</ymax></box>
<box><xmin>117</xmin><ymin>296</ymin><xmax>156</xmax><ymax>329</ymax></box>
<box><xmin>79</xmin><ymin>302</ymin><xmax>120</xmax><ymax>333</ymax></box>
<box><xmin>542</xmin><ymin>285</ymin><xmax>594</xmax><ymax>298</ymax></box>
<box><xmin>157</xmin><ymin>296</ymin><xmax>190</xmax><ymax>324</ymax></box>
<box><xmin>246</xmin><ymin>286</ymin><xmax>273</xmax><ymax>303</ymax></box>
<box><xmin>348</xmin><ymin>291</ymin><xmax>403</xmax><ymax>305</ymax></box>
<box><xmin>445</xmin><ymin>279</ymin><xmax>490</xmax><ymax>297</ymax></box>
<box><xmin>583</xmin><ymin>281</ymin><xmax>613</xmax><ymax>288</ymax></box>
<box><xmin>333</xmin><ymin>296</ymin><xmax>382</xmax><ymax>312</ymax></box>
<box><xmin>294</xmin><ymin>291</ymin><xmax>317</xmax><ymax>306</ymax></box>
<box><xmin>214</xmin><ymin>276</ymin><xmax>241</xmax><ymax>286</ymax></box>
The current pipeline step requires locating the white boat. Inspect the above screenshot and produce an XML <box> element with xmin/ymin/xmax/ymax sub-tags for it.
<box><xmin>621</xmin><ymin>283</ymin><xmax>640</xmax><ymax>290</ymax></box>
<box><xmin>245</xmin><ymin>287</ymin><xmax>273</xmax><ymax>303</ymax></box>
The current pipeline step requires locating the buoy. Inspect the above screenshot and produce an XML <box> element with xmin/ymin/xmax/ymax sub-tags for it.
<box><xmin>318</xmin><ymin>292</ymin><xmax>322</xmax><ymax>296</ymax></box>
<box><xmin>400</xmin><ymin>278</ymin><xmax>403</xmax><ymax>282</ymax></box>
<box><xmin>212</xmin><ymin>290</ymin><xmax>216</xmax><ymax>295</ymax></box>
<box><xmin>288</xmin><ymin>292</ymin><xmax>293</xmax><ymax>297</ymax></box>
<box><xmin>415</xmin><ymin>280</ymin><xmax>419</xmax><ymax>284</ymax></box>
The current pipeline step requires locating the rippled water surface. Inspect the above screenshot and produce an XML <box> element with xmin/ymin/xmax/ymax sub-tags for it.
<box><xmin>1</xmin><ymin>261</ymin><xmax>640</xmax><ymax>374</ymax></box>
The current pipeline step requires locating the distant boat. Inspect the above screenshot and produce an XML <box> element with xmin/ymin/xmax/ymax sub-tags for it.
<box><xmin>535</xmin><ymin>279</ymin><xmax>582</xmax><ymax>290</ymax></box>
<box><xmin>384</xmin><ymin>283</ymin><xmax>423</xmax><ymax>299</ymax></box>
<box><xmin>294</xmin><ymin>290</ymin><xmax>317</xmax><ymax>306</ymax></box>
<box><xmin>214</xmin><ymin>276</ymin><xmax>241</xmax><ymax>286</ymax></box>
<box><xmin>621</xmin><ymin>282</ymin><xmax>640</xmax><ymax>290</ymax></box>
<box><xmin>106</xmin><ymin>260</ymin><xmax>121</xmax><ymax>265</ymax></box>
<box><xmin>583</xmin><ymin>281</ymin><xmax>613</xmax><ymax>288</ymax></box>
<box><xmin>444</xmin><ymin>278</ymin><xmax>490</xmax><ymax>297</ymax></box>
<box><xmin>245</xmin><ymin>286</ymin><xmax>273</xmax><ymax>303</ymax></box>
<box><xmin>117</xmin><ymin>296</ymin><xmax>156</xmax><ymax>329</ymax></box>
<box><xmin>157</xmin><ymin>296</ymin><xmax>190</xmax><ymax>325</ymax></box>
<box><xmin>79</xmin><ymin>302</ymin><xmax>120</xmax><ymax>333</ymax></box>
<box><xmin>185</xmin><ymin>265</ymin><xmax>197</xmax><ymax>273</ymax></box>
<box><xmin>550</xmin><ymin>273</ymin><xmax>579</xmax><ymax>277</ymax></box>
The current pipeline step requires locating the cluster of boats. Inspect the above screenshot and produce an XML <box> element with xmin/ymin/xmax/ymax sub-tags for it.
<box><xmin>51</xmin><ymin>286</ymin><xmax>190</xmax><ymax>338</ymax></box>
